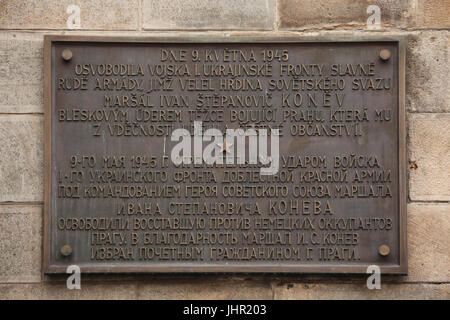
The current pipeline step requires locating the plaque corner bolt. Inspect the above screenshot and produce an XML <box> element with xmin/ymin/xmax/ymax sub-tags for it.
<box><xmin>378</xmin><ymin>244</ymin><xmax>390</xmax><ymax>257</ymax></box>
<box><xmin>379</xmin><ymin>49</ymin><xmax>391</xmax><ymax>61</ymax></box>
<box><xmin>60</xmin><ymin>244</ymin><xmax>73</xmax><ymax>257</ymax></box>
<box><xmin>62</xmin><ymin>49</ymin><xmax>73</xmax><ymax>61</ymax></box>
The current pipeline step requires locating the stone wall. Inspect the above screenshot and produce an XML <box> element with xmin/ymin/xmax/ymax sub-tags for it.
<box><xmin>0</xmin><ymin>0</ymin><xmax>448</xmax><ymax>300</ymax></box>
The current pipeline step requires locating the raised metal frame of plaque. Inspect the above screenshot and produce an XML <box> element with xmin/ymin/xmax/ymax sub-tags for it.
<box><xmin>44</xmin><ymin>36</ymin><xmax>407</xmax><ymax>274</ymax></box>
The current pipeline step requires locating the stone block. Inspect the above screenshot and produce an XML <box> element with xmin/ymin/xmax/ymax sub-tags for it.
<box><xmin>413</xmin><ymin>0</ymin><xmax>450</xmax><ymax>29</ymax></box>
<box><xmin>0</xmin><ymin>205</ymin><xmax>42</xmax><ymax>283</ymax></box>
<box><xmin>407</xmin><ymin>32</ymin><xmax>449</xmax><ymax>112</ymax></box>
<box><xmin>407</xmin><ymin>203</ymin><xmax>450</xmax><ymax>282</ymax></box>
<box><xmin>0</xmin><ymin>33</ymin><xmax>43</xmax><ymax>113</ymax></box>
<box><xmin>273</xmin><ymin>283</ymin><xmax>449</xmax><ymax>299</ymax></box>
<box><xmin>0</xmin><ymin>0</ymin><xmax>139</xmax><ymax>30</ymax></box>
<box><xmin>138</xmin><ymin>280</ymin><xmax>273</xmax><ymax>299</ymax></box>
<box><xmin>0</xmin><ymin>283</ymin><xmax>137</xmax><ymax>299</ymax></box>
<box><xmin>0</xmin><ymin>115</ymin><xmax>43</xmax><ymax>202</ymax></box>
<box><xmin>409</xmin><ymin>113</ymin><xmax>450</xmax><ymax>201</ymax></box>
<box><xmin>143</xmin><ymin>0</ymin><xmax>275</xmax><ymax>30</ymax></box>
<box><xmin>278</xmin><ymin>0</ymin><xmax>410</xmax><ymax>30</ymax></box>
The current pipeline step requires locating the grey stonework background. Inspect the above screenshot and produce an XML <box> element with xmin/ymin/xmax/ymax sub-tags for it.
<box><xmin>0</xmin><ymin>0</ymin><xmax>448</xmax><ymax>299</ymax></box>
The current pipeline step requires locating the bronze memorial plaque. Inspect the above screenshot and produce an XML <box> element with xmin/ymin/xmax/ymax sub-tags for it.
<box><xmin>44</xmin><ymin>36</ymin><xmax>406</xmax><ymax>274</ymax></box>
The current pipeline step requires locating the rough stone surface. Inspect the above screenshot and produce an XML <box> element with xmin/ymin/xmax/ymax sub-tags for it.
<box><xmin>138</xmin><ymin>280</ymin><xmax>273</xmax><ymax>299</ymax></box>
<box><xmin>0</xmin><ymin>33</ymin><xmax>43</xmax><ymax>113</ymax></box>
<box><xmin>0</xmin><ymin>205</ymin><xmax>42</xmax><ymax>283</ymax></box>
<box><xmin>414</xmin><ymin>0</ymin><xmax>450</xmax><ymax>29</ymax></box>
<box><xmin>409</xmin><ymin>113</ymin><xmax>450</xmax><ymax>201</ymax></box>
<box><xmin>0</xmin><ymin>0</ymin><xmax>139</xmax><ymax>30</ymax></box>
<box><xmin>0</xmin><ymin>283</ymin><xmax>137</xmax><ymax>299</ymax></box>
<box><xmin>407</xmin><ymin>203</ymin><xmax>450</xmax><ymax>282</ymax></box>
<box><xmin>407</xmin><ymin>31</ymin><xmax>449</xmax><ymax>112</ymax></box>
<box><xmin>0</xmin><ymin>115</ymin><xmax>43</xmax><ymax>202</ymax></box>
<box><xmin>142</xmin><ymin>0</ymin><xmax>275</xmax><ymax>30</ymax></box>
<box><xmin>278</xmin><ymin>0</ymin><xmax>410</xmax><ymax>30</ymax></box>
<box><xmin>273</xmin><ymin>283</ymin><xmax>450</xmax><ymax>299</ymax></box>
<box><xmin>0</xmin><ymin>0</ymin><xmax>448</xmax><ymax>301</ymax></box>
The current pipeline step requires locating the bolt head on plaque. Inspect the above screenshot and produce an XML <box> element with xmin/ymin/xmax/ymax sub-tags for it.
<box><xmin>378</xmin><ymin>244</ymin><xmax>390</xmax><ymax>256</ymax></box>
<box><xmin>60</xmin><ymin>244</ymin><xmax>73</xmax><ymax>256</ymax></box>
<box><xmin>379</xmin><ymin>49</ymin><xmax>391</xmax><ymax>61</ymax></box>
<box><xmin>61</xmin><ymin>49</ymin><xmax>73</xmax><ymax>61</ymax></box>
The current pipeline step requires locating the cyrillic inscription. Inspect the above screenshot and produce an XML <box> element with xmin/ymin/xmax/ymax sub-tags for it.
<box><xmin>45</xmin><ymin>38</ymin><xmax>406</xmax><ymax>273</ymax></box>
